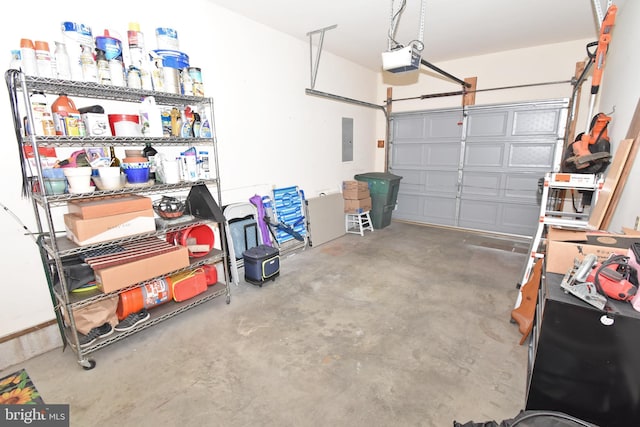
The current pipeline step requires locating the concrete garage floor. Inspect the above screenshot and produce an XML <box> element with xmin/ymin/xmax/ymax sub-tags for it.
<box><xmin>1</xmin><ymin>221</ymin><xmax>530</xmax><ymax>426</ymax></box>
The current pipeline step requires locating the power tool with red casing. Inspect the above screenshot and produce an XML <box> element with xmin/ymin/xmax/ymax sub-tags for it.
<box><xmin>586</xmin><ymin>254</ymin><xmax>638</xmax><ymax>301</ymax></box>
<box><xmin>563</xmin><ymin>5</ymin><xmax>617</xmax><ymax>174</ymax></box>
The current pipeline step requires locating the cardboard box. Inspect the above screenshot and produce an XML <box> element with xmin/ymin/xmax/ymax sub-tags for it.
<box><xmin>343</xmin><ymin>180</ymin><xmax>369</xmax><ymax>190</ymax></box>
<box><xmin>546</xmin><ymin>227</ymin><xmax>640</xmax><ymax>274</ymax></box>
<box><xmin>344</xmin><ymin>197</ymin><xmax>372</xmax><ymax>214</ymax></box>
<box><xmin>64</xmin><ymin>210</ymin><xmax>156</xmax><ymax>246</ymax></box>
<box><xmin>95</xmin><ymin>245</ymin><xmax>190</xmax><ymax>293</ymax></box>
<box><xmin>343</xmin><ymin>187</ymin><xmax>370</xmax><ymax>200</ymax></box>
<box><xmin>67</xmin><ymin>195</ymin><xmax>152</xmax><ymax>219</ymax></box>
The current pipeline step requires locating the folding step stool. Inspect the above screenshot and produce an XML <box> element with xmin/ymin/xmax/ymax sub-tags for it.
<box><xmin>345</xmin><ymin>211</ymin><xmax>374</xmax><ymax>236</ymax></box>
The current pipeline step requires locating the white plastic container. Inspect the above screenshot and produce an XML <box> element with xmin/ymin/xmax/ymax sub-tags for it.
<box><xmin>54</xmin><ymin>42</ymin><xmax>71</xmax><ymax>80</ymax></box>
<box><xmin>34</xmin><ymin>41</ymin><xmax>53</xmax><ymax>78</ymax></box>
<box><xmin>139</xmin><ymin>96</ymin><xmax>164</xmax><ymax>137</ymax></box>
<box><xmin>20</xmin><ymin>38</ymin><xmax>38</xmax><ymax>76</ymax></box>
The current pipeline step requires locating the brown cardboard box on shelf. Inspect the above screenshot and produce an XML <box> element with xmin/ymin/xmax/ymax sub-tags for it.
<box><xmin>64</xmin><ymin>209</ymin><xmax>156</xmax><ymax>246</ymax></box>
<box><xmin>343</xmin><ymin>187</ymin><xmax>370</xmax><ymax>200</ymax></box>
<box><xmin>67</xmin><ymin>194</ymin><xmax>152</xmax><ymax>219</ymax></box>
<box><xmin>344</xmin><ymin>197</ymin><xmax>372</xmax><ymax>214</ymax></box>
<box><xmin>343</xmin><ymin>180</ymin><xmax>369</xmax><ymax>190</ymax></box>
<box><xmin>94</xmin><ymin>245</ymin><xmax>190</xmax><ymax>293</ymax></box>
<box><xmin>342</xmin><ymin>180</ymin><xmax>370</xmax><ymax>200</ymax></box>
<box><xmin>545</xmin><ymin>227</ymin><xmax>639</xmax><ymax>274</ymax></box>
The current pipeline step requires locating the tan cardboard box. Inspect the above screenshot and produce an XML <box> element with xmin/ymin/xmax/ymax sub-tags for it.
<box><xmin>67</xmin><ymin>194</ymin><xmax>152</xmax><ymax>219</ymax></box>
<box><xmin>64</xmin><ymin>209</ymin><xmax>156</xmax><ymax>246</ymax></box>
<box><xmin>343</xmin><ymin>187</ymin><xmax>370</xmax><ymax>200</ymax></box>
<box><xmin>95</xmin><ymin>245</ymin><xmax>190</xmax><ymax>293</ymax></box>
<box><xmin>343</xmin><ymin>180</ymin><xmax>369</xmax><ymax>190</ymax></box>
<box><xmin>344</xmin><ymin>197</ymin><xmax>372</xmax><ymax>214</ymax></box>
<box><xmin>546</xmin><ymin>227</ymin><xmax>639</xmax><ymax>274</ymax></box>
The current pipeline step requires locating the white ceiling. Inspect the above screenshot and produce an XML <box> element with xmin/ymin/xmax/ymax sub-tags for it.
<box><xmin>207</xmin><ymin>0</ymin><xmax>622</xmax><ymax>71</ymax></box>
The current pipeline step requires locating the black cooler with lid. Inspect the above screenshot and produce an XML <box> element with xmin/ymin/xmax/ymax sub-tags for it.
<box><xmin>242</xmin><ymin>244</ymin><xmax>280</xmax><ymax>287</ymax></box>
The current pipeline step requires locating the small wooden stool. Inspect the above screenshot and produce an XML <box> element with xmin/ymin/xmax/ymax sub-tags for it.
<box><xmin>345</xmin><ymin>211</ymin><xmax>374</xmax><ymax>236</ymax></box>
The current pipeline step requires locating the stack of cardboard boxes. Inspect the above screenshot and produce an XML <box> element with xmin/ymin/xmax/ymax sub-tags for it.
<box><xmin>64</xmin><ymin>194</ymin><xmax>156</xmax><ymax>246</ymax></box>
<box><xmin>342</xmin><ymin>180</ymin><xmax>372</xmax><ymax>214</ymax></box>
<box><xmin>63</xmin><ymin>194</ymin><xmax>190</xmax><ymax>293</ymax></box>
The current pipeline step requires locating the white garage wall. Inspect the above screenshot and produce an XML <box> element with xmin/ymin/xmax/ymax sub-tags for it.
<box><xmin>597</xmin><ymin>0</ymin><xmax>640</xmax><ymax>233</ymax></box>
<box><xmin>0</xmin><ymin>0</ymin><xmax>380</xmax><ymax>340</ymax></box>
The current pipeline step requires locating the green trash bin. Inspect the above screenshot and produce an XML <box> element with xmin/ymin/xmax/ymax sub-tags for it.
<box><xmin>354</xmin><ymin>172</ymin><xmax>402</xmax><ymax>229</ymax></box>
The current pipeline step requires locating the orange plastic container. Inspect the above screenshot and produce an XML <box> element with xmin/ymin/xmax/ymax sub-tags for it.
<box><xmin>202</xmin><ymin>264</ymin><xmax>218</xmax><ymax>285</ymax></box>
<box><xmin>116</xmin><ymin>278</ymin><xmax>172</xmax><ymax>320</ymax></box>
<box><xmin>51</xmin><ymin>94</ymin><xmax>81</xmax><ymax>136</ymax></box>
<box><xmin>169</xmin><ymin>268</ymin><xmax>208</xmax><ymax>302</ymax></box>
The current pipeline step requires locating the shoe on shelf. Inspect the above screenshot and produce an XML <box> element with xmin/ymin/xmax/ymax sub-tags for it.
<box><xmin>114</xmin><ymin>309</ymin><xmax>151</xmax><ymax>332</ymax></box>
<box><xmin>77</xmin><ymin>322</ymin><xmax>114</xmax><ymax>348</ymax></box>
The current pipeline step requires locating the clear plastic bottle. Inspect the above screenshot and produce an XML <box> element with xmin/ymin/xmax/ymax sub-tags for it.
<box><xmin>199</xmin><ymin>112</ymin><xmax>212</xmax><ymax>138</ymax></box>
<box><xmin>80</xmin><ymin>44</ymin><xmax>97</xmax><ymax>82</ymax></box>
<box><xmin>95</xmin><ymin>48</ymin><xmax>111</xmax><ymax>85</ymax></box>
<box><xmin>127</xmin><ymin>66</ymin><xmax>142</xmax><ymax>89</ymax></box>
<box><xmin>180</xmin><ymin>109</ymin><xmax>192</xmax><ymax>138</ymax></box>
<box><xmin>54</xmin><ymin>42</ymin><xmax>71</xmax><ymax>80</ymax></box>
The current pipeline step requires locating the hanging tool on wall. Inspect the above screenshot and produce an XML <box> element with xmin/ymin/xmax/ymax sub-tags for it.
<box><xmin>563</xmin><ymin>4</ymin><xmax>617</xmax><ymax>174</ymax></box>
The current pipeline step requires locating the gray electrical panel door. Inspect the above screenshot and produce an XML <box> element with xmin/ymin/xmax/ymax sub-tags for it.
<box><xmin>390</xmin><ymin>100</ymin><xmax>568</xmax><ymax>236</ymax></box>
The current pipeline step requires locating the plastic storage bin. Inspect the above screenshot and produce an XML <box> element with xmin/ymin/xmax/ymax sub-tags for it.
<box><xmin>354</xmin><ymin>172</ymin><xmax>403</xmax><ymax>229</ymax></box>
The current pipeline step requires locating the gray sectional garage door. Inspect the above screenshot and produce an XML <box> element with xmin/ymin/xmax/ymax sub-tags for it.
<box><xmin>390</xmin><ymin>100</ymin><xmax>568</xmax><ymax>237</ymax></box>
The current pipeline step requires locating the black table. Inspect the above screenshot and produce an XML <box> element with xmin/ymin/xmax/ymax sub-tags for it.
<box><xmin>525</xmin><ymin>272</ymin><xmax>640</xmax><ymax>426</ymax></box>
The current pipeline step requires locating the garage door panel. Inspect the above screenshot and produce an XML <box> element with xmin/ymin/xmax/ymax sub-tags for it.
<box><xmin>420</xmin><ymin>196</ymin><xmax>457</xmax><ymax>224</ymax></box>
<box><xmin>392</xmin><ymin>144</ymin><xmax>425</xmax><ymax>167</ymax></box>
<box><xmin>465</xmin><ymin>142</ymin><xmax>505</xmax><ymax>168</ymax></box>
<box><xmin>461</xmin><ymin>172</ymin><xmax>500</xmax><ymax>197</ymax></box>
<box><xmin>394</xmin><ymin>116</ymin><xmax>425</xmax><ymax>140</ymax></box>
<box><xmin>395</xmin><ymin>193</ymin><xmax>421</xmax><ymax>216</ymax></box>
<box><xmin>391</xmin><ymin>169</ymin><xmax>422</xmax><ymax>192</ymax></box>
<box><xmin>428</xmin><ymin>115</ymin><xmax>464</xmax><ymax>139</ymax></box>
<box><xmin>425</xmin><ymin>170</ymin><xmax>459</xmax><ymax>195</ymax></box>
<box><xmin>427</xmin><ymin>143</ymin><xmax>461</xmax><ymax>166</ymax></box>
<box><xmin>504</xmin><ymin>174</ymin><xmax>543</xmax><ymax>199</ymax></box>
<box><xmin>509</xmin><ymin>142</ymin><xmax>556</xmax><ymax>168</ymax></box>
<box><xmin>466</xmin><ymin>112</ymin><xmax>509</xmax><ymax>137</ymax></box>
<box><xmin>513</xmin><ymin>109</ymin><xmax>561</xmax><ymax>136</ymax></box>
<box><xmin>459</xmin><ymin>199</ymin><xmax>500</xmax><ymax>227</ymax></box>
<box><xmin>500</xmin><ymin>203</ymin><xmax>540</xmax><ymax>235</ymax></box>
